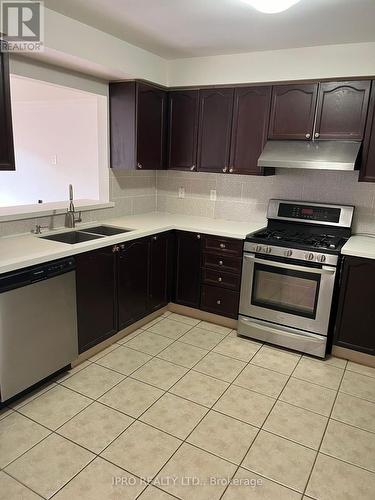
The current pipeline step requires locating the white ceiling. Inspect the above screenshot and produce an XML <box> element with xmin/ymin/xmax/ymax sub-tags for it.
<box><xmin>44</xmin><ymin>0</ymin><xmax>375</xmax><ymax>59</ymax></box>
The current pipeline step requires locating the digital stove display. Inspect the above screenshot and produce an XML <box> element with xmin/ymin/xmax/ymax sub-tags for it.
<box><xmin>278</xmin><ymin>203</ymin><xmax>341</xmax><ymax>223</ymax></box>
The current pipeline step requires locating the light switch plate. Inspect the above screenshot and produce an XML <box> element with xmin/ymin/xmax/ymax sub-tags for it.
<box><xmin>178</xmin><ymin>187</ymin><xmax>185</xmax><ymax>199</ymax></box>
<box><xmin>210</xmin><ymin>189</ymin><xmax>217</xmax><ymax>201</ymax></box>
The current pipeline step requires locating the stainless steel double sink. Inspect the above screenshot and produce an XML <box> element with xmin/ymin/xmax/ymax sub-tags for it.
<box><xmin>41</xmin><ymin>225</ymin><xmax>133</xmax><ymax>244</ymax></box>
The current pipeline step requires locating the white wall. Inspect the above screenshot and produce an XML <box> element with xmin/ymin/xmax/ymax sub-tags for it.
<box><xmin>167</xmin><ymin>42</ymin><xmax>375</xmax><ymax>87</ymax></box>
<box><xmin>0</xmin><ymin>76</ymin><xmax>104</xmax><ymax>207</ymax></box>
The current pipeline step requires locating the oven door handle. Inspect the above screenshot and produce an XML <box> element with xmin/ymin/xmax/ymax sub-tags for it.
<box><xmin>244</xmin><ymin>253</ymin><xmax>336</xmax><ymax>275</ymax></box>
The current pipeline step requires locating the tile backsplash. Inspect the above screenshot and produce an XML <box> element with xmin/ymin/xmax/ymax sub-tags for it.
<box><xmin>156</xmin><ymin>169</ymin><xmax>375</xmax><ymax>235</ymax></box>
<box><xmin>0</xmin><ymin>170</ymin><xmax>157</xmax><ymax>237</ymax></box>
<box><xmin>1</xmin><ymin>168</ymin><xmax>375</xmax><ymax>237</ymax></box>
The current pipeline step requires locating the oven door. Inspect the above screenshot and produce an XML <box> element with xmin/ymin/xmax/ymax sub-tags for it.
<box><xmin>239</xmin><ymin>253</ymin><xmax>336</xmax><ymax>336</ymax></box>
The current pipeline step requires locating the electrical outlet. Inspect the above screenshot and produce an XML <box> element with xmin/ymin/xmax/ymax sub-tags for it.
<box><xmin>178</xmin><ymin>187</ymin><xmax>185</xmax><ymax>199</ymax></box>
<box><xmin>51</xmin><ymin>155</ymin><xmax>57</xmax><ymax>165</ymax></box>
<box><xmin>210</xmin><ymin>189</ymin><xmax>217</xmax><ymax>201</ymax></box>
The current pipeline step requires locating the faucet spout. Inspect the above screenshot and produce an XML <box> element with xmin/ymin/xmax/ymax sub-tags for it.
<box><xmin>65</xmin><ymin>184</ymin><xmax>82</xmax><ymax>228</ymax></box>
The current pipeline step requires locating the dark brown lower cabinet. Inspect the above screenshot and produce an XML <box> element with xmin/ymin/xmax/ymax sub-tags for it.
<box><xmin>334</xmin><ymin>256</ymin><xmax>375</xmax><ymax>355</ymax></box>
<box><xmin>174</xmin><ymin>231</ymin><xmax>202</xmax><ymax>308</ymax></box>
<box><xmin>76</xmin><ymin>246</ymin><xmax>117</xmax><ymax>354</ymax></box>
<box><xmin>117</xmin><ymin>238</ymin><xmax>151</xmax><ymax>330</ymax></box>
<box><xmin>149</xmin><ymin>232</ymin><xmax>171</xmax><ymax>312</ymax></box>
<box><xmin>201</xmin><ymin>285</ymin><xmax>239</xmax><ymax>319</ymax></box>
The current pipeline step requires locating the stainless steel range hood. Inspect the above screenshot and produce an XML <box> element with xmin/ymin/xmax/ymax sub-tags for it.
<box><xmin>257</xmin><ymin>140</ymin><xmax>361</xmax><ymax>171</ymax></box>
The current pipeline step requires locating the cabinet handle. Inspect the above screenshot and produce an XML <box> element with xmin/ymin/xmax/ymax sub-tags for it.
<box><xmin>315</xmin><ymin>132</ymin><xmax>320</xmax><ymax>138</ymax></box>
<box><xmin>137</xmin><ymin>163</ymin><xmax>143</xmax><ymax>169</ymax></box>
<box><xmin>218</xmin><ymin>277</ymin><xmax>223</xmax><ymax>282</ymax></box>
<box><xmin>197</xmin><ymin>234</ymin><xmax>201</xmax><ymax>239</ymax></box>
<box><xmin>112</xmin><ymin>245</ymin><xmax>119</xmax><ymax>253</ymax></box>
<box><xmin>216</xmin><ymin>299</ymin><xmax>222</xmax><ymax>305</ymax></box>
<box><xmin>219</xmin><ymin>260</ymin><xmax>223</xmax><ymax>266</ymax></box>
<box><xmin>220</xmin><ymin>243</ymin><xmax>226</xmax><ymax>249</ymax></box>
<box><xmin>190</xmin><ymin>165</ymin><xmax>196</xmax><ymax>171</ymax></box>
<box><xmin>222</xmin><ymin>167</ymin><xmax>228</xmax><ymax>173</ymax></box>
<box><xmin>153</xmin><ymin>236</ymin><xmax>157</xmax><ymax>241</ymax></box>
<box><xmin>305</xmin><ymin>133</ymin><xmax>311</xmax><ymax>139</ymax></box>
<box><xmin>229</xmin><ymin>168</ymin><xmax>234</xmax><ymax>173</ymax></box>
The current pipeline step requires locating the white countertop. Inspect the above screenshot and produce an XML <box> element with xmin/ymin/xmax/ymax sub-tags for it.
<box><xmin>342</xmin><ymin>235</ymin><xmax>375</xmax><ymax>260</ymax></box>
<box><xmin>0</xmin><ymin>212</ymin><xmax>265</xmax><ymax>274</ymax></box>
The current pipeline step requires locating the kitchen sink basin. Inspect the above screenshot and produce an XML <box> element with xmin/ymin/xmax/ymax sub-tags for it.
<box><xmin>82</xmin><ymin>225</ymin><xmax>133</xmax><ymax>236</ymax></box>
<box><xmin>41</xmin><ymin>231</ymin><xmax>104</xmax><ymax>244</ymax></box>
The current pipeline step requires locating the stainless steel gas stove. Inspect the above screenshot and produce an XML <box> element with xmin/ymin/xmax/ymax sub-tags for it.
<box><xmin>238</xmin><ymin>199</ymin><xmax>354</xmax><ymax>358</ymax></box>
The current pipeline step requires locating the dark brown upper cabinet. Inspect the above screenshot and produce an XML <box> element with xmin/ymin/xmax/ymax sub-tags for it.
<box><xmin>315</xmin><ymin>81</ymin><xmax>371</xmax><ymax>140</ymax></box>
<box><xmin>167</xmin><ymin>90</ymin><xmax>199</xmax><ymax>171</ymax></box>
<box><xmin>229</xmin><ymin>86</ymin><xmax>272</xmax><ymax>175</ymax></box>
<box><xmin>197</xmin><ymin>88</ymin><xmax>234</xmax><ymax>173</ymax></box>
<box><xmin>0</xmin><ymin>50</ymin><xmax>15</xmax><ymax>171</ymax></box>
<box><xmin>268</xmin><ymin>83</ymin><xmax>318</xmax><ymax>140</ymax></box>
<box><xmin>109</xmin><ymin>81</ymin><xmax>167</xmax><ymax>170</ymax></box>
<box><xmin>360</xmin><ymin>81</ymin><xmax>375</xmax><ymax>182</ymax></box>
<box><xmin>334</xmin><ymin>256</ymin><xmax>375</xmax><ymax>355</ymax></box>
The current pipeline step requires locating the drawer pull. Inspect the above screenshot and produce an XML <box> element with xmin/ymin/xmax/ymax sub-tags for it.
<box><xmin>220</xmin><ymin>243</ymin><xmax>226</xmax><ymax>249</ymax></box>
<box><xmin>218</xmin><ymin>277</ymin><xmax>222</xmax><ymax>282</ymax></box>
<box><xmin>216</xmin><ymin>299</ymin><xmax>222</xmax><ymax>305</ymax></box>
<box><xmin>219</xmin><ymin>260</ymin><xmax>223</xmax><ymax>266</ymax></box>
<box><xmin>197</xmin><ymin>234</ymin><xmax>201</xmax><ymax>240</ymax></box>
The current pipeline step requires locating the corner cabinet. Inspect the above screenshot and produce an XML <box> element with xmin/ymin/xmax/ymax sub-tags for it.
<box><xmin>229</xmin><ymin>86</ymin><xmax>272</xmax><ymax>175</ymax></box>
<box><xmin>167</xmin><ymin>90</ymin><xmax>199</xmax><ymax>171</ymax></box>
<box><xmin>360</xmin><ymin>81</ymin><xmax>375</xmax><ymax>182</ymax></box>
<box><xmin>334</xmin><ymin>256</ymin><xmax>375</xmax><ymax>355</ymax></box>
<box><xmin>109</xmin><ymin>81</ymin><xmax>167</xmax><ymax>170</ymax></box>
<box><xmin>0</xmin><ymin>50</ymin><xmax>15</xmax><ymax>171</ymax></box>
<box><xmin>197</xmin><ymin>88</ymin><xmax>234</xmax><ymax>173</ymax></box>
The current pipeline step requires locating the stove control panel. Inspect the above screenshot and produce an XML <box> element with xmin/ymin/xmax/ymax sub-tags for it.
<box><xmin>278</xmin><ymin>203</ymin><xmax>341</xmax><ymax>223</ymax></box>
<box><xmin>244</xmin><ymin>242</ymin><xmax>338</xmax><ymax>267</ymax></box>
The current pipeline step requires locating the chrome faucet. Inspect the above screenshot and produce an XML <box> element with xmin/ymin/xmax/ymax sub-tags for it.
<box><xmin>65</xmin><ymin>184</ymin><xmax>82</xmax><ymax>228</ymax></box>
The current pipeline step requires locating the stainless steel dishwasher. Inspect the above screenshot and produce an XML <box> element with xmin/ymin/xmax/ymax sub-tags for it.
<box><xmin>0</xmin><ymin>258</ymin><xmax>78</xmax><ymax>403</ymax></box>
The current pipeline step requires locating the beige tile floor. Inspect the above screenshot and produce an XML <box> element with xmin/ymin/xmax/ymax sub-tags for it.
<box><xmin>1</xmin><ymin>310</ymin><xmax>375</xmax><ymax>499</ymax></box>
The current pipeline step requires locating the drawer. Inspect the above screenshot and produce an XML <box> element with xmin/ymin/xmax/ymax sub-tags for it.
<box><xmin>202</xmin><ymin>253</ymin><xmax>242</xmax><ymax>274</ymax></box>
<box><xmin>200</xmin><ymin>285</ymin><xmax>239</xmax><ymax>319</ymax></box>
<box><xmin>203</xmin><ymin>236</ymin><xmax>243</xmax><ymax>257</ymax></box>
<box><xmin>202</xmin><ymin>268</ymin><xmax>241</xmax><ymax>291</ymax></box>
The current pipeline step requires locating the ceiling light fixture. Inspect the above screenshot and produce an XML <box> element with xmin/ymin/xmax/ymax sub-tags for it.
<box><xmin>242</xmin><ymin>0</ymin><xmax>302</xmax><ymax>14</ymax></box>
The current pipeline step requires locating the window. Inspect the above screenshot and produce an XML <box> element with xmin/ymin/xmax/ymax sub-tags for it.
<box><xmin>0</xmin><ymin>75</ymin><xmax>109</xmax><ymax>214</ymax></box>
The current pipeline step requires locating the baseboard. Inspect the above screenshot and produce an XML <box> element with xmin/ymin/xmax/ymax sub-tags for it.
<box><xmin>168</xmin><ymin>303</ymin><xmax>237</xmax><ymax>329</ymax></box>
<box><xmin>332</xmin><ymin>345</ymin><xmax>375</xmax><ymax>368</ymax></box>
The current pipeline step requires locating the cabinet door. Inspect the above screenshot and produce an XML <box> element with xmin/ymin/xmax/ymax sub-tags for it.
<box><xmin>197</xmin><ymin>88</ymin><xmax>234</xmax><ymax>173</ymax></box>
<box><xmin>136</xmin><ymin>83</ymin><xmax>167</xmax><ymax>170</ymax></box>
<box><xmin>0</xmin><ymin>51</ymin><xmax>15</xmax><ymax>171</ymax></box>
<box><xmin>315</xmin><ymin>81</ymin><xmax>371</xmax><ymax>140</ymax></box>
<box><xmin>334</xmin><ymin>256</ymin><xmax>375</xmax><ymax>355</ymax></box>
<box><xmin>168</xmin><ymin>90</ymin><xmax>199</xmax><ymax>171</ymax></box>
<box><xmin>149</xmin><ymin>232</ymin><xmax>170</xmax><ymax>312</ymax></box>
<box><xmin>230</xmin><ymin>86</ymin><xmax>272</xmax><ymax>175</ymax></box>
<box><xmin>360</xmin><ymin>81</ymin><xmax>375</xmax><ymax>182</ymax></box>
<box><xmin>174</xmin><ymin>231</ymin><xmax>202</xmax><ymax>308</ymax></box>
<box><xmin>118</xmin><ymin>238</ymin><xmax>151</xmax><ymax>329</ymax></box>
<box><xmin>268</xmin><ymin>84</ymin><xmax>318</xmax><ymax>140</ymax></box>
<box><xmin>76</xmin><ymin>247</ymin><xmax>116</xmax><ymax>353</ymax></box>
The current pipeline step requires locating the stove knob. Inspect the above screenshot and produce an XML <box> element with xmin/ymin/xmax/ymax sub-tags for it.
<box><xmin>284</xmin><ymin>249</ymin><xmax>293</xmax><ymax>257</ymax></box>
<box><xmin>256</xmin><ymin>245</ymin><xmax>262</xmax><ymax>253</ymax></box>
<box><xmin>317</xmin><ymin>254</ymin><xmax>326</xmax><ymax>263</ymax></box>
<box><xmin>265</xmin><ymin>246</ymin><xmax>272</xmax><ymax>254</ymax></box>
<box><xmin>305</xmin><ymin>252</ymin><xmax>315</xmax><ymax>261</ymax></box>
